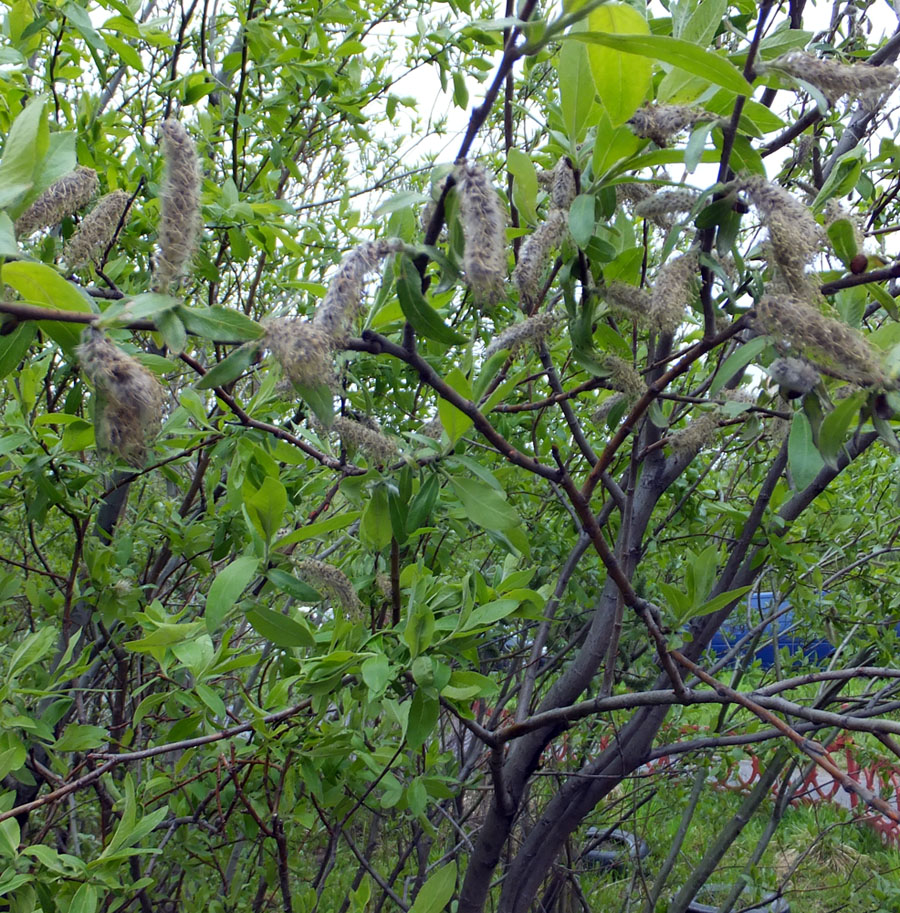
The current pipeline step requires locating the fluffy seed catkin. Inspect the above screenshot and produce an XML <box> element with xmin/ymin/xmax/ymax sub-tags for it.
<box><xmin>484</xmin><ymin>310</ymin><xmax>561</xmax><ymax>359</ymax></box>
<box><xmin>64</xmin><ymin>190</ymin><xmax>132</xmax><ymax>269</ymax></box>
<box><xmin>333</xmin><ymin>416</ymin><xmax>398</xmax><ymax>464</ymax></box>
<box><xmin>669</xmin><ymin>412</ymin><xmax>719</xmax><ymax>454</ymax></box>
<box><xmin>634</xmin><ymin>189</ymin><xmax>699</xmax><ymax>225</ymax></box>
<box><xmin>153</xmin><ymin>120</ymin><xmax>201</xmax><ymax>293</ymax></box>
<box><xmin>454</xmin><ymin>163</ymin><xmax>507</xmax><ymax>305</ymax></box>
<box><xmin>765</xmin><ymin>51</ymin><xmax>899</xmax><ymax>106</ymax></box>
<box><xmin>15</xmin><ymin>166</ymin><xmax>99</xmax><ymax>238</ymax></box>
<box><xmin>769</xmin><ymin>357</ymin><xmax>819</xmax><ymax>396</ymax></box>
<box><xmin>513</xmin><ymin>210</ymin><xmax>567</xmax><ymax>307</ymax></box>
<box><xmin>649</xmin><ymin>252</ymin><xmax>698</xmax><ymax>334</ymax></box>
<box><xmin>627</xmin><ymin>105</ymin><xmax>714</xmax><ymax>146</ymax></box>
<box><xmin>755</xmin><ymin>296</ymin><xmax>885</xmax><ymax>387</ymax></box>
<box><xmin>294</xmin><ymin>557</ymin><xmax>361</xmax><ymax>619</ymax></box>
<box><xmin>605</xmin><ymin>282</ymin><xmax>652</xmax><ymax>324</ymax></box>
<box><xmin>314</xmin><ymin>239</ymin><xmax>403</xmax><ymax>341</ymax></box>
<box><xmin>264</xmin><ymin>318</ymin><xmax>335</xmax><ymax>388</ymax></box>
<box><xmin>738</xmin><ymin>175</ymin><xmax>821</xmax><ymax>296</ymax></box>
<box><xmin>76</xmin><ymin>328</ymin><xmax>163</xmax><ymax>466</ymax></box>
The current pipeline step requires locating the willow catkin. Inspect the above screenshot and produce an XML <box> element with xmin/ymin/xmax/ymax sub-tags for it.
<box><xmin>264</xmin><ymin>318</ymin><xmax>335</xmax><ymax>388</ymax></box>
<box><xmin>15</xmin><ymin>166</ymin><xmax>99</xmax><ymax>237</ymax></box>
<box><xmin>332</xmin><ymin>416</ymin><xmax>398</xmax><ymax>464</ymax></box>
<box><xmin>76</xmin><ymin>328</ymin><xmax>163</xmax><ymax>466</ymax></box>
<box><xmin>153</xmin><ymin>120</ymin><xmax>200</xmax><ymax>293</ymax></box>
<box><xmin>738</xmin><ymin>175</ymin><xmax>821</xmax><ymax>297</ymax></box>
<box><xmin>484</xmin><ymin>310</ymin><xmax>561</xmax><ymax>359</ymax></box>
<box><xmin>294</xmin><ymin>557</ymin><xmax>361</xmax><ymax>619</ymax></box>
<box><xmin>769</xmin><ymin>357</ymin><xmax>820</xmax><ymax>397</ymax></box>
<box><xmin>513</xmin><ymin>210</ymin><xmax>567</xmax><ymax>307</ymax></box>
<box><xmin>627</xmin><ymin>105</ymin><xmax>714</xmax><ymax>146</ymax></box>
<box><xmin>314</xmin><ymin>239</ymin><xmax>403</xmax><ymax>341</ymax></box>
<box><xmin>64</xmin><ymin>190</ymin><xmax>132</xmax><ymax>269</ymax></box>
<box><xmin>755</xmin><ymin>295</ymin><xmax>885</xmax><ymax>387</ymax></box>
<box><xmin>634</xmin><ymin>189</ymin><xmax>699</xmax><ymax>226</ymax></box>
<box><xmin>454</xmin><ymin>163</ymin><xmax>507</xmax><ymax>305</ymax></box>
<box><xmin>649</xmin><ymin>252</ymin><xmax>698</xmax><ymax>335</ymax></box>
<box><xmin>765</xmin><ymin>51</ymin><xmax>899</xmax><ymax>106</ymax></box>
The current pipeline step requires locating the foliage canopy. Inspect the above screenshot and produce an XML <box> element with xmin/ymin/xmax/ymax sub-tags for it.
<box><xmin>3</xmin><ymin>0</ymin><xmax>900</xmax><ymax>911</ymax></box>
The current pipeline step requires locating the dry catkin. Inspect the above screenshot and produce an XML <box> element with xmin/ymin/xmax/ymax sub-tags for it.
<box><xmin>153</xmin><ymin>120</ymin><xmax>201</xmax><ymax>293</ymax></box>
<box><xmin>769</xmin><ymin>357</ymin><xmax>820</xmax><ymax>396</ymax></box>
<box><xmin>333</xmin><ymin>416</ymin><xmax>398</xmax><ymax>464</ymax></box>
<box><xmin>64</xmin><ymin>190</ymin><xmax>132</xmax><ymax>269</ymax></box>
<box><xmin>649</xmin><ymin>252</ymin><xmax>698</xmax><ymax>335</ymax></box>
<box><xmin>454</xmin><ymin>163</ymin><xmax>507</xmax><ymax>305</ymax></box>
<box><xmin>264</xmin><ymin>318</ymin><xmax>335</xmax><ymax>388</ymax></box>
<box><xmin>765</xmin><ymin>51</ymin><xmax>899</xmax><ymax>106</ymax></box>
<box><xmin>294</xmin><ymin>557</ymin><xmax>361</xmax><ymax>618</ymax></box>
<box><xmin>513</xmin><ymin>210</ymin><xmax>567</xmax><ymax>307</ymax></box>
<box><xmin>314</xmin><ymin>238</ymin><xmax>403</xmax><ymax>341</ymax></box>
<box><xmin>484</xmin><ymin>310</ymin><xmax>561</xmax><ymax>359</ymax></box>
<box><xmin>755</xmin><ymin>295</ymin><xmax>885</xmax><ymax>387</ymax></box>
<box><xmin>15</xmin><ymin>166</ymin><xmax>99</xmax><ymax>237</ymax></box>
<box><xmin>738</xmin><ymin>175</ymin><xmax>821</xmax><ymax>297</ymax></box>
<box><xmin>76</xmin><ymin>328</ymin><xmax>163</xmax><ymax>466</ymax></box>
<box><xmin>627</xmin><ymin>105</ymin><xmax>714</xmax><ymax>146</ymax></box>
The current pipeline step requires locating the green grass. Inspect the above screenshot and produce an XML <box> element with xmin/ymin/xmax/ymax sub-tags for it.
<box><xmin>573</xmin><ymin>776</ymin><xmax>900</xmax><ymax>913</ymax></box>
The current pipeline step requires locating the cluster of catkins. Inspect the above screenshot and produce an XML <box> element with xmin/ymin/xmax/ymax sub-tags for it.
<box><xmin>627</xmin><ymin>104</ymin><xmax>715</xmax><ymax>146</ymax></box>
<box><xmin>513</xmin><ymin>159</ymin><xmax>576</xmax><ymax>309</ymax></box>
<box><xmin>263</xmin><ymin>238</ymin><xmax>404</xmax><ymax>391</ymax></box>
<box><xmin>15</xmin><ymin>165</ymin><xmax>133</xmax><ymax>271</ymax></box>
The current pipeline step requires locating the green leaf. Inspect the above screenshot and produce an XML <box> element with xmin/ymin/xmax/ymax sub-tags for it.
<box><xmin>360</xmin><ymin>484</ymin><xmax>392</xmax><ymax>550</ymax></box>
<box><xmin>557</xmin><ymin>37</ymin><xmax>595</xmax><ymax>142</ymax></box>
<box><xmin>458</xmin><ymin>598</ymin><xmax>519</xmax><ymax>632</ymax></box>
<box><xmin>870</xmin><ymin>283</ymin><xmax>899</xmax><ymax>321</ymax></box>
<box><xmin>295</xmin><ymin>381</ymin><xmax>335</xmax><ymax>429</ymax></box>
<box><xmin>100</xmin><ymin>292</ymin><xmax>181</xmax><ymax>325</ymax></box>
<box><xmin>245</xmin><ymin>475</ymin><xmax>287</xmax><ymax>542</ymax></box>
<box><xmin>156</xmin><ymin>309</ymin><xmax>187</xmax><ymax>354</ymax></box>
<box><xmin>568</xmin><ymin>194</ymin><xmax>596</xmax><ymax>248</ymax></box>
<box><xmin>507</xmin><ymin>148</ymin><xmax>538</xmax><ymax>225</ymax></box>
<box><xmin>54</xmin><ymin>724</ymin><xmax>108</xmax><ymax>752</ymax></box>
<box><xmin>710</xmin><ymin>336</ymin><xmax>769</xmax><ymax>395</ymax></box>
<box><xmin>196</xmin><ymin>345</ymin><xmax>259</xmax><ymax>391</ymax></box>
<box><xmin>826</xmin><ymin>218</ymin><xmax>859</xmax><ymax>266</ymax></box>
<box><xmin>406</xmin><ymin>688</ymin><xmax>439</xmax><ymax>751</ymax></box>
<box><xmin>70</xmin><ymin>885</ymin><xmax>99</xmax><ymax>913</ymax></box>
<box><xmin>690</xmin><ymin>585</ymin><xmax>755</xmax><ymax>621</ymax></box>
<box><xmin>818</xmin><ymin>392</ymin><xmax>865</xmax><ymax>469</ymax></box>
<box><xmin>574</xmin><ymin>31</ymin><xmax>752</xmax><ymax>97</ymax></box>
<box><xmin>273</xmin><ymin>511</ymin><xmax>360</xmax><ymax>548</ymax></box>
<box><xmin>407</xmin><ymin>475</ymin><xmax>440</xmax><ymax>532</ymax></box>
<box><xmin>0</xmin><ymin>213</ymin><xmax>18</xmax><ymax>257</ymax></box>
<box><xmin>176</xmin><ymin>304</ymin><xmax>265</xmax><ymax>343</ymax></box>
<box><xmin>409</xmin><ymin>862</ymin><xmax>457</xmax><ymax>913</ymax></box>
<box><xmin>0</xmin><ymin>96</ymin><xmax>46</xmax><ymax>209</ymax></box>
<box><xmin>362</xmin><ymin>654</ymin><xmax>391</xmax><ymax>695</ymax></box>
<box><xmin>0</xmin><ymin>324</ymin><xmax>36</xmax><ymax>380</ymax></box>
<box><xmin>449</xmin><ymin>477</ymin><xmax>520</xmax><ymax>531</ymax></box>
<box><xmin>246</xmin><ymin>606</ymin><xmax>314</xmax><ymax>648</ymax></box>
<box><xmin>812</xmin><ymin>146</ymin><xmax>865</xmax><ymax>211</ymax></box>
<box><xmin>788</xmin><ymin>411</ymin><xmax>825</xmax><ymax>490</ymax></box>
<box><xmin>0</xmin><ymin>819</ymin><xmax>19</xmax><ymax>860</ymax></box>
<box><xmin>437</xmin><ymin>367</ymin><xmax>474</xmax><ymax>444</ymax></box>
<box><xmin>205</xmin><ymin>556</ymin><xmax>259</xmax><ymax>631</ymax></box>
<box><xmin>2</xmin><ymin>261</ymin><xmax>94</xmax><ymax>353</ymax></box>
<box><xmin>397</xmin><ymin>260</ymin><xmax>467</xmax><ymax>346</ymax></box>
<box><xmin>582</xmin><ymin>4</ymin><xmax>652</xmax><ymax>126</ymax></box>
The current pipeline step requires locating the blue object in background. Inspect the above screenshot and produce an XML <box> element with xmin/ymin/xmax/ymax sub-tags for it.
<box><xmin>707</xmin><ymin>592</ymin><xmax>834</xmax><ymax>668</ymax></box>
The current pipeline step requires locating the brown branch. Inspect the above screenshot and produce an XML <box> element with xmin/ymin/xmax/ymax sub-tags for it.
<box><xmin>671</xmin><ymin>649</ymin><xmax>900</xmax><ymax>824</ymax></box>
